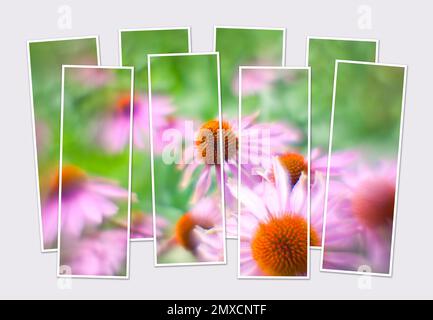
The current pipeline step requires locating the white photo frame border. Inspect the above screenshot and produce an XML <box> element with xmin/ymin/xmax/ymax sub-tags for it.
<box><xmin>237</xmin><ymin>66</ymin><xmax>311</xmax><ymax>279</ymax></box>
<box><xmin>57</xmin><ymin>65</ymin><xmax>134</xmax><ymax>279</ymax></box>
<box><xmin>320</xmin><ymin>60</ymin><xmax>407</xmax><ymax>277</ymax></box>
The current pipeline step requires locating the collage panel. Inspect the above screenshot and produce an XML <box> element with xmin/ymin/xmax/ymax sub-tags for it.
<box><xmin>27</xmin><ymin>37</ymin><xmax>99</xmax><ymax>251</ymax></box>
<box><xmin>119</xmin><ymin>28</ymin><xmax>190</xmax><ymax>240</ymax></box>
<box><xmin>148</xmin><ymin>53</ymin><xmax>226</xmax><ymax>266</ymax></box>
<box><xmin>58</xmin><ymin>66</ymin><xmax>133</xmax><ymax>278</ymax></box>
<box><xmin>321</xmin><ymin>61</ymin><xmax>406</xmax><ymax>276</ymax></box>
<box><xmin>238</xmin><ymin>67</ymin><xmax>310</xmax><ymax>278</ymax></box>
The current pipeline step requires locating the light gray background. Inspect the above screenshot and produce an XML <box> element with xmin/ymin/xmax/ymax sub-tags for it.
<box><xmin>0</xmin><ymin>0</ymin><xmax>430</xmax><ymax>299</ymax></box>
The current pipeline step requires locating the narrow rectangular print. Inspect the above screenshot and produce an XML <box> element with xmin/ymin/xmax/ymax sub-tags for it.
<box><xmin>237</xmin><ymin>67</ymin><xmax>311</xmax><ymax>278</ymax></box>
<box><xmin>148</xmin><ymin>53</ymin><xmax>226</xmax><ymax>265</ymax></box>
<box><xmin>307</xmin><ymin>37</ymin><xmax>378</xmax><ymax>247</ymax></box>
<box><xmin>321</xmin><ymin>61</ymin><xmax>406</xmax><ymax>276</ymax></box>
<box><xmin>58</xmin><ymin>66</ymin><xmax>133</xmax><ymax>278</ymax></box>
<box><xmin>214</xmin><ymin>26</ymin><xmax>285</xmax><ymax>237</ymax></box>
<box><xmin>27</xmin><ymin>37</ymin><xmax>99</xmax><ymax>251</ymax></box>
<box><xmin>119</xmin><ymin>28</ymin><xmax>190</xmax><ymax>240</ymax></box>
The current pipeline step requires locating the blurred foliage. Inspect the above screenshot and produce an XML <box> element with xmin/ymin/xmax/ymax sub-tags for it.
<box><xmin>242</xmin><ymin>68</ymin><xmax>309</xmax><ymax>153</ymax></box>
<box><xmin>150</xmin><ymin>54</ymin><xmax>219</xmax><ymax>120</ymax></box>
<box><xmin>308</xmin><ymin>39</ymin><xmax>377</xmax><ymax>150</ymax></box>
<box><xmin>216</xmin><ymin>28</ymin><xmax>284</xmax><ymax>116</ymax></box>
<box><xmin>62</xmin><ymin>67</ymin><xmax>132</xmax><ymax>220</ymax></box>
<box><xmin>121</xmin><ymin>29</ymin><xmax>189</xmax><ymax>92</ymax></box>
<box><xmin>121</xmin><ymin>29</ymin><xmax>190</xmax><ymax>216</ymax></box>
<box><xmin>29</xmin><ymin>38</ymin><xmax>98</xmax><ymax>200</ymax></box>
<box><xmin>332</xmin><ymin>63</ymin><xmax>405</xmax><ymax>158</ymax></box>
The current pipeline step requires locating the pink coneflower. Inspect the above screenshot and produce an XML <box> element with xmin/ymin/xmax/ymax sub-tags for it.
<box><xmin>60</xmin><ymin>229</ymin><xmax>127</xmax><ymax>276</ymax></box>
<box><xmin>180</xmin><ymin>113</ymin><xmax>301</xmax><ymax>203</ymax></box>
<box><xmin>179</xmin><ymin>113</ymin><xmax>300</xmax><ymax>239</ymax></box>
<box><xmin>235</xmin><ymin>158</ymin><xmax>362</xmax><ymax>277</ymax></box>
<box><xmin>234</xmin><ymin>158</ymin><xmax>314</xmax><ymax>277</ymax></box>
<box><xmin>267</xmin><ymin>148</ymin><xmax>358</xmax><ymax>187</ymax></box>
<box><xmin>260</xmin><ymin>148</ymin><xmax>356</xmax><ymax>245</ymax></box>
<box><xmin>100</xmin><ymin>94</ymin><xmax>176</xmax><ymax>154</ymax></box>
<box><xmin>42</xmin><ymin>165</ymin><xmax>130</xmax><ymax>247</ymax></box>
<box><xmin>173</xmin><ymin>197</ymin><xmax>223</xmax><ymax>253</ymax></box>
<box><xmin>157</xmin><ymin>196</ymin><xmax>224</xmax><ymax>262</ymax></box>
<box><xmin>322</xmin><ymin>162</ymin><xmax>397</xmax><ymax>273</ymax></box>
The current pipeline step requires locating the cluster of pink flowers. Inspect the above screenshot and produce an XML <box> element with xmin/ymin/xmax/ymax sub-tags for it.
<box><xmin>46</xmin><ymin>68</ymin><xmax>397</xmax><ymax>274</ymax></box>
<box><xmin>40</xmin><ymin>86</ymin><xmax>181</xmax><ymax>273</ymax></box>
<box><xmin>42</xmin><ymin>164</ymin><xmax>132</xmax><ymax>276</ymax></box>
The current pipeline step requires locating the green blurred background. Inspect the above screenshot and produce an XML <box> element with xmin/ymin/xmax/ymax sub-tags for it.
<box><xmin>149</xmin><ymin>54</ymin><xmax>220</xmax><ymax>263</ymax></box>
<box><xmin>120</xmin><ymin>29</ymin><xmax>190</xmax><ymax>229</ymax></box>
<box><xmin>331</xmin><ymin>62</ymin><xmax>405</xmax><ymax>159</ymax></box>
<box><xmin>216</xmin><ymin>28</ymin><xmax>284</xmax><ymax>116</ymax></box>
<box><xmin>308</xmin><ymin>38</ymin><xmax>377</xmax><ymax>151</ymax></box>
<box><xmin>241</xmin><ymin>68</ymin><xmax>309</xmax><ymax>154</ymax></box>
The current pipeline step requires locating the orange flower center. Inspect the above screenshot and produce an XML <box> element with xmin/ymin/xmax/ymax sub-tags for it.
<box><xmin>195</xmin><ymin>120</ymin><xmax>238</xmax><ymax>164</ymax></box>
<box><xmin>278</xmin><ymin>153</ymin><xmax>308</xmax><ymax>186</ymax></box>
<box><xmin>251</xmin><ymin>214</ymin><xmax>319</xmax><ymax>276</ymax></box>
<box><xmin>50</xmin><ymin>165</ymin><xmax>87</xmax><ymax>195</ymax></box>
<box><xmin>352</xmin><ymin>179</ymin><xmax>395</xmax><ymax>229</ymax></box>
<box><xmin>175</xmin><ymin>213</ymin><xmax>214</xmax><ymax>251</ymax></box>
<box><xmin>116</xmin><ymin>95</ymin><xmax>133</xmax><ymax>115</ymax></box>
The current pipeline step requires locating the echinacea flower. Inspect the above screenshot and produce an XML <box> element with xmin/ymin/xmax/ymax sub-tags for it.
<box><xmin>266</xmin><ymin>148</ymin><xmax>358</xmax><ymax>187</ymax></box>
<box><xmin>100</xmin><ymin>94</ymin><xmax>177</xmax><ymax>154</ymax></box>
<box><xmin>157</xmin><ymin>196</ymin><xmax>224</xmax><ymax>262</ymax></box>
<box><xmin>42</xmin><ymin>164</ymin><xmax>131</xmax><ymax>247</ymax></box>
<box><xmin>322</xmin><ymin>161</ymin><xmax>397</xmax><ymax>273</ymax></box>
<box><xmin>257</xmin><ymin>148</ymin><xmax>356</xmax><ymax>245</ymax></box>
<box><xmin>234</xmin><ymin>157</ymin><xmax>363</xmax><ymax>277</ymax></box>
<box><xmin>233</xmin><ymin>158</ymin><xmax>313</xmax><ymax>277</ymax></box>
<box><xmin>180</xmin><ymin>112</ymin><xmax>301</xmax><ymax>205</ymax></box>
<box><xmin>60</xmin><ymin>229</ymin><xmax>127</xmax><ymax>276</ymax></box>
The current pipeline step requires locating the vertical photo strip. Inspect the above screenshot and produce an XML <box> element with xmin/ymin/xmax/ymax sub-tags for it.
<box><xmin>119</xmin><ymin>27</ymin><xmax>191</xmax><ymax>241</ymax></box>
<box><xmin>321</xmin><ymin>61</ymin><xmax>407</xmax><ymax>276</ymax></box>
<box><xmin>57</xmin><ymin>66</ymin><xmax>134</xmax><ymax>278</ymax></box>
<box><xmin>306</xmin><ymin>37</ymin><xmax>378</xmax><ymax>248</ymax></box>
<box><xmin>237</xmin><ymin>67</ymin><xmax>311</xmax><ymax>278</ymax></box>
<box><xmin>214</xmin><ymin>26</ymin><xmax>286</xmax><ymax>237</ymax></box>
<box><xmin>27</xmin><ymin>36</ymin><xmax>100</xmax><ymax>252</ymax></box>
<box><xmin>148</xmin><ymin>53</ymin><xmax>226</xmax><ymax>266</ymax></box>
